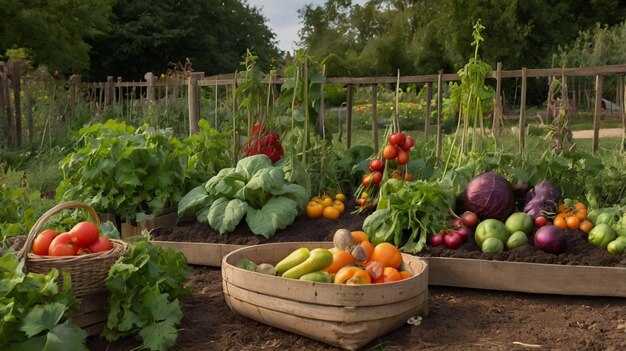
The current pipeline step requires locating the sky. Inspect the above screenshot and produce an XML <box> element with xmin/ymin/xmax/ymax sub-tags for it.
<box><xmin>246</xmin><ymin>0</ymin><xmax>367</xmax><ymax>53</ymax></box>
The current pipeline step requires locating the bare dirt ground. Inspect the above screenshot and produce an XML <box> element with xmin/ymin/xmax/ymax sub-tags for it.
<box><xmin>88</xmin><ymin>206</ymin><xmax>626</xmax><ymax>351</ymax></box>
<box><xmin>571</xmin><ymin>128</ymin><xmax>623</xmax><ymax>139</ymax></box>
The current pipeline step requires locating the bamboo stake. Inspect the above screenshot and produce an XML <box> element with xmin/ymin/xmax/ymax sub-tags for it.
<box><xmin>424</xmin><ymin>82</ymin><xmax>432</xmax><ymax>141</ymax></box>
<box><xmin>372</xmin><ymin>84</ymin><xmax>379</xmax><ymax>153</ymax></box>
<box><xmin>493</xmin><ymin>62</ymin><xmax>502</xmax><ymax>141</ymax></box>
<box><xmin>346</xmin><ymin>84</ymin><xmax>353</xmax><ymax>148</ymax></box>
<box><xmin>618</xmin><ymin>74</ymin><xmax>626</xmax><ymax>152</ymax></box>
<box><xmin>318</xmin><ymin>65</ymin><xmax>326</xmax><ymax>138</ymax></box>
<box><xmin>302</xmin><ymin>57</ymin><xmax>309</xmax><ymax>166</ymax></box>
<box><xmin>436</xmin><ymin>70</ymin><xmax>443</xmax><ymax>166</ymax></box>
<box><xmin>592</xmin><ymin>74</ymin><xmax>603</xmax><ymax>153</ymax></box>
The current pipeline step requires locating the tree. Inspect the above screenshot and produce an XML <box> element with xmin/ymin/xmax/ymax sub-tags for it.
<box><xmin>0</xmin><ymin>0</ymin><xmax>115</xmax><ymax>73</ymax></box>
<box><xmin>297</xmin><ymin>0</ymin><xmax>626</xmax><ymax>76</ymax></box>
<box><xmin>86</xmin><ymin>0</ymin><xmax>281</xmax><ymax>80</ymax></box>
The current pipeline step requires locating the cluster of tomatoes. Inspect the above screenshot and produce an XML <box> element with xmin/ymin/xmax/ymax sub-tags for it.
<box><xmin>32</xmin><ymin>221</ymin><xmax>112</xmax><ymax>256</ymax></box>
<box><xmin>430</xmin><ymin>211</ymin><xmax>478</xmax><ymax>249</ymax></box>
<box><xmin>553</xmin><ymin>200</ymin><xmax>593</xmax><ymax>233</ymax></box>
<box><xmin>357</xmin><ymin>131</ymin><xmax>415</xmax><ymax>209</ymax></box>
<box><xmin>305</xmin><ymin>194</ymin><xmax>347</xmax><ymax>220</ymax></box>
<box><xmin>328</xmin><ymin>230</ymin><xmax>411</xmax><ymax>284</ymax></box>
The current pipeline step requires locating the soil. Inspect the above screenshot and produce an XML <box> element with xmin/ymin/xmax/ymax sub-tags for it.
<box><xmin>87</xmin><ymin>206</ymin><xmax>626</xmax><ymax>350</ymax></box>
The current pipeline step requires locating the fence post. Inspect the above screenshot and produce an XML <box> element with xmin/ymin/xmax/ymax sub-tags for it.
<box><xmin>104</xmin><ymin>76</ymin><xmax>113</xmax><ymax>107</ymax></box>
<box><xmin>69</xmin><ymin>74</ymin><xmax>81</xmax><ymax>119</ymax></box>
<box><xmin>592</xmin><ymin>74</ymin><xmax>604</xmax><ymax>153</ymax></box>
<box><xmin>346</xmin><ymin>84</ymin><xmax>353</xmax><ymax>148</ymax></box>
<box><xmin>1</xmin><ymin>62</ymin><xmax>14</xmax><ymax>148</ymax></box>
<box><xmin>371</xmin><ymin>84</ymin><xmax>378</xmax><ymax>153</ymax></box>
<box><xmin>187</xmin><ymin>71</ymin><xmax>204</xmax><ymax>135</ymax></box>
<box><xmin>424</xmin><ymin>82</ymin><xmax>432</xmax><ymax>141</ymax></box>
<box><xmin>144</xmin><ymin>72</ymin><xmax>155</xmax><ymax>103</ymax></box>
<box><xmin>518</xmin><ymin>67</ymin><xmax>527</xmax><ymax>156</ymax></box>
<box><xmin>0</xmin><ymin>62</ymin><xmax>6</xmax><ymax>147</ymax></box>
<box><xmin>494</xmin><ymin>62</ymin><xmax>502</xmax><ymax>141</ymax></box>
<box><xmin>9</xmin><ymin>61</ymin><xmax>22</xmax><ymax>147</ymax></box>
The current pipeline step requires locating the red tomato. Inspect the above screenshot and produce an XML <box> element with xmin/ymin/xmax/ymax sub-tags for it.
<box><xmin>70</xmin><ymin>221</ymin><xmax>100</xmax><ymax>248</ymax></box>
<box><xmin>382</xmin><ymin>145</ymin><xmax>398</xmax><ymax>160</ymax></box>
<box><xmin>455</xmin><ymin>226</ymin><xmax>471</xmax><ymax>242</ymax></box>
<box><xmin>89</xmin><ymin>237</ymin><xmax>112</xmax><ymax>253</ymax></box>
<box><xmin>534</xmin><ymin>216</ymin><xmax>548</xmax><ymax>227</ymax></box>
<box><xmin>368</xmin><ymin>159</ymin><xmax>383</xmax><ymax>172</ymax></box>
<box><xmin>443</xmin><ymin>232</ymin><xmax>463</xmax><ymax>249</ymax></box>
<box><xmin>401</xmin><ymin>135</ymin><xmax>415</xmax><ymax>151</ymax></box>
<box><xmin>372</xmin><ymin>171</ymin><xmax>383</xmax><ymax>186</ymax></box>
<box><xmin>32</xmin><ymin>229</ymin><xmax>58</xmax><ymax>255</ymax></box>
<box><xmin>362</xmin><ymin>174</ymin><xmax>372</xmax><ymax>187</ymax></box>
<box><xmin>430</xmin><ymin>233</ymin><xmax>444</xmax><ymax>247</ymax></box>
<box><xmin>396</xmin><ymin>148</ymin><xmax>409</xmax><ymax>165</ymax></box>
<box><xmin>403</xmin><ymin>173</ymin><xmax>413</xmax><ymax>181</ymax></box>
<box><xmin>48</xmin><ymin>233</ymin><xmax>77</xmax><ymax>256</ymax></box>
<box><xmin>388</xmin><ymin>132</ymin><xmax>406</xmax><ymax>146</ymax></box>
<box><xmin>461</xmin><ymin>211</ymin><xmax>479</xmax><ymax>229</ymax></box>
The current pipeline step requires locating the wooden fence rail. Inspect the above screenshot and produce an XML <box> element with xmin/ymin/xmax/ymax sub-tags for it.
<box><xmin>1</xmin><ymin>62</ymin><xmax>625</xmax><ymax>156</ymax></box>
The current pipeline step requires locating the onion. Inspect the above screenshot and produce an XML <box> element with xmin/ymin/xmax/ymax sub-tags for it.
<box><xmin>533</xmin><ymin>225</ymin><xmax>566</xmax><ymax>255</ymax></box>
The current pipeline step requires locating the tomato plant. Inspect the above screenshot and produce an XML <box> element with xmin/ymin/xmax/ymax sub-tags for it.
<box><xmin>32</xmin><ymin>229</ymin><xmax>58</xmax><ymax>255</ymax></box>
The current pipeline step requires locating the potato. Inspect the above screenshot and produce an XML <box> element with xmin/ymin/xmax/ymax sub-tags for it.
<box><xmin>333</xmin><ymin>229</ymin><xmax>357</xmax><ymax>251</ymax></box>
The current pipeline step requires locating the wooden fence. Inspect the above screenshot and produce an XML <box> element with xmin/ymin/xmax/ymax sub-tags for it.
<box><xmin>2</xmin><ymin>62</ymin><xmax>625</xmax><ymax>156</ymax></box>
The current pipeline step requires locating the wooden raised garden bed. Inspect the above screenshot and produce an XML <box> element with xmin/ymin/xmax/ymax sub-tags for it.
<box><xmin>151</xmin><ymin>239</ymin><xmax>626</xmax><ymax>298</ymax></box>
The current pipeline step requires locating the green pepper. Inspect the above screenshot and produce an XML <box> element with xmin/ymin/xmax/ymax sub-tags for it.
<box><xmin>607</xmin><ymin>238</ymin><xmax>626</xmax><ymax>254</ymax></box>
<box><xmin>275</xmin><ymin>248</ymin><xmax>310</xmax><ymax>275</ymax></box>
<box><xmin>282</xmin><ymin>248</ymin><xmax>333</xmax><ymax>279</ymax></box>
<box><xmin>588</xmin><ymin>223</ymin><xmax>617</xmax><ymax>248</ymax></box>
<box><xmin>299</xmin><ymin>270</ymin><xmax>333</xmax><ymax>283</ymax></box>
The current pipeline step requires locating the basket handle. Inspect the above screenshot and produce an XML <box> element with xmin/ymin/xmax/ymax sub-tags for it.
<box><xmin>19</xmin><ymin>201</ymin><xmax>101</xmax><ymax>259</ymax></box>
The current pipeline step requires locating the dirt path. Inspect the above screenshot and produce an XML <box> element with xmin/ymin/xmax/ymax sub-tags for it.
<box><xmin>572</xmin><ymin>128</ymin><xmax>623</xmax><ymax>139</ymax></box>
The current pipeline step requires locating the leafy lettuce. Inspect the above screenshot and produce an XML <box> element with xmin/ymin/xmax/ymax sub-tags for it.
<box><xmin>178</xmin><ymin>154</ymin><xmax>310</xmax><ymax>238</ymax></box>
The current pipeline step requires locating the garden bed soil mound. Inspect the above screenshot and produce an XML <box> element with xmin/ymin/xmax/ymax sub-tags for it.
<box><xmin>152</xmin><ymin>202</ymin><xmax>626</xmax><ymax>267</ymax></box>
<box><xmin>92</xmin><ymin>204</ymin><xmax>626</xmax><ymax>350</ymax></box>
<box><xmin>87</xmin><ymin>266</ymin><xmax>626</xmax><ymax>351</ymax></box>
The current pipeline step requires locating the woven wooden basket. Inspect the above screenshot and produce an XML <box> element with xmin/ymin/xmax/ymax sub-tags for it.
<box><xmin>17</xmin><ymin>201</ymin><xmax>129</xmax><ymax>297</ymax></box>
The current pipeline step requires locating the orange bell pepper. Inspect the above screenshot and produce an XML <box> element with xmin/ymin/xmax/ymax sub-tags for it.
<box><xmin>333</xmin><ymin>266</ymin><xmax>371</xmax><ymax>285</ymax></box>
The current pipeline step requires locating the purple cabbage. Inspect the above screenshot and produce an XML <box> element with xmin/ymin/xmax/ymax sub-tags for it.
<box><xmin>463</xmin><ymin>172</ymin><xmax>516</xmax><ymax>222</ymax></box>
<box><xmin>523</xmin><ymin>181</ymin><xmax>561</xmax><ymax>219</ymax></box>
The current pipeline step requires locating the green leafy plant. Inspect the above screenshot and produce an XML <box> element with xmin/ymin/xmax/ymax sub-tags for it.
<box><xmin>443</xmin><ymin>19</ymin><xmax>495</xmax><ymax>171</ymax></box>
<box><xmin>0</xmin><ymin>179</ymin><xmax>55</xmax><ymax>243</ymax></box>
<box><xmin>178</xmin><ymin>154</ymin><xmax>310</xmax><ymax>238</ymax></box>
<box><xmin>56</xmin><ymin>120</ymin><xmax>189</xmax><ymax>222</ymax></box>
<box><xmin>363</xmin><ymin>179</ymin><xmax>454</xmax><ymax>253</ymax></box>
<box><xmin>104</xmin><ymin>238</ymin><xmax>191</xmax><ymax>351</ymax></box>
<box><xmin>184</xmin><ymin>119</ymin><xmax>232</xmax><ymax>188</ymax></box>
<box><xmin>0</xmin><ymin>253</ymin><xmax>87</xmax><ymax>350</ymax></box>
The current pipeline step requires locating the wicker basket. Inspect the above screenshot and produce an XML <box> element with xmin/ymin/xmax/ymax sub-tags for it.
<box><xmin>17</xmin><ymin>201</ymin><xmax>129</xmax><ymax>297</ymax></box>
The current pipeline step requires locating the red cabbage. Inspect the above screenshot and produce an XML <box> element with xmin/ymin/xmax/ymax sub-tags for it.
<box><xmin>462</xmin><ymin>172</ymin><xmax>516</xmax><ymax>222</ymax></box>
<box><xmin>523</xmin><ymin>181</ymin><xmax>560</xmax><ymax>219</ymax></box>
